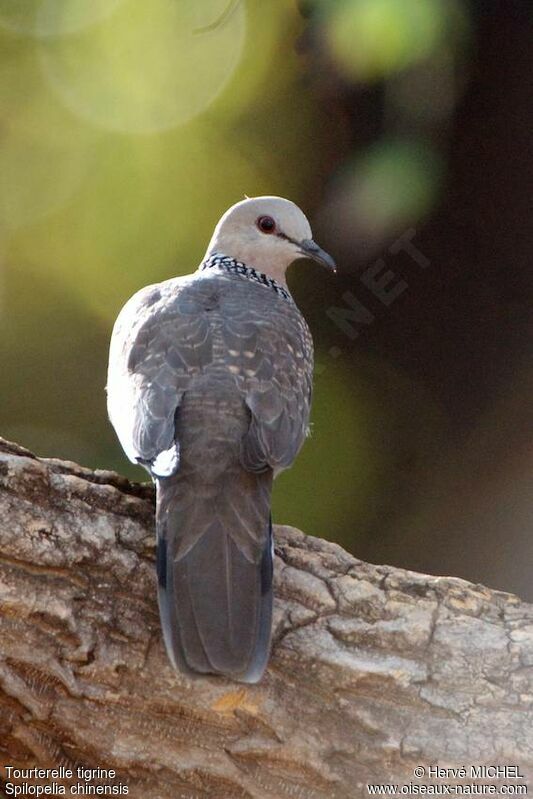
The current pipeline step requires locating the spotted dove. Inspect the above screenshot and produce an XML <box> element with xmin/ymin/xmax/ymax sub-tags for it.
<box><xmin>107</xmin><ymin>196</ymin><xmax>335</xmax><ymax>683</ymax></box>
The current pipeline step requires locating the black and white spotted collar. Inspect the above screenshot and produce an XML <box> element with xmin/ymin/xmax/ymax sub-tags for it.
<box><xmin>200</xmin><ymin>252</ymin><xmax>293</xmax><ymax>304</ymax></box>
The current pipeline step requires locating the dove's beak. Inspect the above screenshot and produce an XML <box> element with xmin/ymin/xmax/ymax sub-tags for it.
<box><xmin>298</xmin><ymin>239</ymin><xmax>337</xmax><ymax>273</ymax></box>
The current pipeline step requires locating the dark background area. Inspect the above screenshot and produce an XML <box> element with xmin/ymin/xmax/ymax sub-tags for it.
<box><xmin>0</xmin><ymin>1</ymin><xmax>531</xmax><ymax>598</ymax></box>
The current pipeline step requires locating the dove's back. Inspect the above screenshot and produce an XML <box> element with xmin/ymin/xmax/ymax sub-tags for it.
<box><xmin>108</xmin><ymin>262</ymin><xmax>313</xmax><ymax>682</ymax></box>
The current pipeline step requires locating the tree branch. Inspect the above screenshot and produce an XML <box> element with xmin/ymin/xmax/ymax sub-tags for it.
<box><xmin>0</xmin><ymin>438</ymin><xmax>531</xmax><ymax>797</ymax></box>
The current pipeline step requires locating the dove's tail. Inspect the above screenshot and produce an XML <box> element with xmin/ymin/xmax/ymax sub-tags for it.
<box><xmin>155</xmin><ymin>469</ymin><xmax>273</xmax><ymax>684</ymax></box>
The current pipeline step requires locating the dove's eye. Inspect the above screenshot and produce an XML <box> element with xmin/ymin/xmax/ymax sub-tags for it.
<box><xmin>257</xmin><ymin>215</ymin><xmax>276</xmax><ymax>234</ymax></box>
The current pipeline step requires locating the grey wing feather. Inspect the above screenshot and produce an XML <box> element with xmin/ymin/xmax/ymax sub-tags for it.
<box><xmin>107</xmin><ymin>276</ymin><xmax>213</xmax><ymax>473</ymax></box>
<box><xmin>108</xmin><ymin>272</ymin><xmax>313</xmax><ymax>477</ymax></box>
<box><xmin>230</xmin><ymin>303</ymin><xmax>314</xmax><ymax>473</ymax></box>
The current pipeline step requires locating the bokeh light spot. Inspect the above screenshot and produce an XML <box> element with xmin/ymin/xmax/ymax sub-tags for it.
<box><xmin>0</xmin><ymin>0</ymin><xmax>125</xmax><ymax>37</ymax></box>
<box><xmin>0</xmin><ymin>52</ymin><xmax>94</xmax><ymax>230</ymax></box>
<box><xmin>318</xmin><ymin>137</ymin><xmax>443</xmax><ymax>259</ymax></box>
<box><xmin>324</xmin><ymin>0</ymin><xmax>448</xmax><ymax>82</ymax></box>
<box><xmin>38</xmin><ymin>0</ymin><xmax>246</xmax><ymax>133</ymax></box>
<box><xmin>352</xmin><ymin>138</ymin><xmax>442</xmax><ymax>234</ymax></box>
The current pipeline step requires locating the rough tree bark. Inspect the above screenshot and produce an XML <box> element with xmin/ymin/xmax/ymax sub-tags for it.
<box><xmin>0</xmin><ymin>438</ymin><xmax>531</xmax><ymax>798</ymax></box>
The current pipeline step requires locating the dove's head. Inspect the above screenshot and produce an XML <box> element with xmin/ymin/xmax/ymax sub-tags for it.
<box><xmin>206</xmin><ymin>196</ymin><xmax>335</xmax><ymax>285</ymax></box>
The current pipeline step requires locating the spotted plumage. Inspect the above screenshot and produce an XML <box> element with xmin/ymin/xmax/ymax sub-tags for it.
<box><xmin>107</xmin><ymin>196</ymin><xmax>335</xmax><ymax>682</ymax></box>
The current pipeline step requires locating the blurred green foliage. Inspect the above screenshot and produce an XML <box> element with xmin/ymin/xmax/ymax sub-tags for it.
<box><xmin>0</xmin><ymin>0</ymin><xmax>467</xmax><ymax>551</ymax></box>
<box><xmin>323</xmin><ymin>0</ymin><xmax>452</xmax><ymax>82</ymax></box>
<box><xmin>338</xmin><ymin>138</ymin><xmax>443</xmax><ymax>239</ymax></box>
